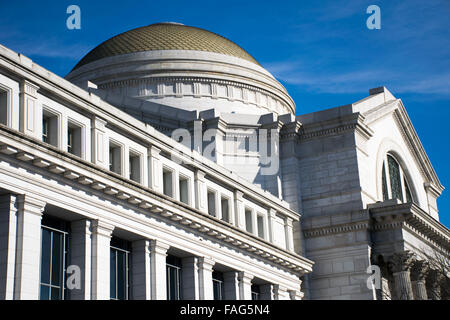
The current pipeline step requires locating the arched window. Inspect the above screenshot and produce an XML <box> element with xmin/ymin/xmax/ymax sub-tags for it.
<box><xmin>381</xmin><ymin>154</ymin><xmax>413</xmax><ymax>203</ymax></box>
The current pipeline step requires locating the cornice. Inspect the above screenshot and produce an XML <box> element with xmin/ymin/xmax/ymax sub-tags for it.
<box><xmin>99</xmin><ymin>75</ymin><xmax>295</xmax><ymax>115</ymax></box>
<box><xmin>303</xmin><ymin>221</ymin><xmax>370</xmax><ymax>238</ymax></box>
<box><xmin>369</xmin><ymin>202</ymin><xmax>450</xmax><ymax>251</ymax></box>
<box><xmin>391</xmin><ymin>101</ymin><xmax>443</xmax><ymax>193</ymax></box>
<box><xmin>0</xmin><ymin>124</ymin><xmax>313</xmax><ymax>274</ymax></box>
<box><xmin>0</xmin><ymin>52</ymin><xmax>297</xmax><ymax>218</ymax></box>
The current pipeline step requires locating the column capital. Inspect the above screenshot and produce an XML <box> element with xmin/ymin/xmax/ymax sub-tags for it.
<box><xmin>234</xmin><ymin>190</ymin><xmax>244</xmax><ymax>200</ymax></box>
<box><xmin>149</xmin><ymin>145</ymin><xmax>161</xmax><ymax>158</ymax></box>
<box><xmin>285</xmin><ymin>216</ymin><xmax>293</xmax><ymax>227</ymax></box>
<box><xmin>149</xmin><ymin>239</ymin><xmax>170</xmax><ymax>254</ymax></box>
<box><xmin>410</xmin><ymin>260</ymin><xmax>429</xmax><ymax>281</ymax></box>
<box><xmin>268</xmin><ymin>208</ymin><xmax>277</xmax><ymax>217</ymax></box>
<box><xmin>238</xmin><ymin>271</ymin><xmax>254</xmax><ymax>284</ymax></box>
<box><xmin>389</xmin><ymin>251</ymin><xmax>415</xmax><ymax>273</ymax></box>
<box><xmin>195</xmin><ymin>169</ymin><xmax>206</xmax><ymax>181</ymax></box>
<box><xmin>17</xmin><ymin>194</ymin><xmax>46</xmax><ymax>217</ymax></box>
<box><xmin>91</xmin><ymin>219</ymin><xmax>114</xmax><ymax>237</ymax></box>
<box><xmin>20</xmin><ymin>80</ymin><xmax>39</xmax><ymax>98</ymax></box>
<box><xmin>91</xmin><ymin>115</ymin><xmax>107</xmax><ymax>129</ymax></box>
<box><xmin>198</xmin><ymin>257</ymin><xmax>215</xmax><ymax>271</ymax></box>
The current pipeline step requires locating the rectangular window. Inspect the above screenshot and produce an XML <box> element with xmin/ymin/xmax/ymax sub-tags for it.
<box><xmin>245</xmin><ymin>208</ymin><xmax>253</xmax><ymax>233</ymax></box>
<box><xmin>0</xmin><ymin>88</ymin><xmax>8</xmax><ymax>125</ymax></box>
<box><xmin>40</xmin><ymin>216</ymin><xmax>69</xmax><ymax>300</ymax></box>
<box><xmin>109</xmin><ymin>142</ymin><xmax>122</xmax><ymax>174</ymax></box>
<box><xmin>179</xmin><ymin>175</ymin><xmax>189</xmax><ymax>205</ymax></box>
<box><xmin>212</xmin><ymin>271</ymin><xmax>225</xmax><ymax>300</ymax></box>
<box><xmin>207</xmin><ymin>190</ymin><xmax>216</xmax><ymax>217</ymax></box>
<box><xmin>221</xmin><ymin>197</ymin><xmax>230</xmax><ymax>223</ymax></box>
<box><xmin>257</xmin><ymin>215</ymin><xmax>265</xmax><ymax>239</ymax></box>
<box><xmin>110</xmin><ymin>237</ymin><xmax>131</xmax><ymax>300</ymax></box>
<box><xmin>42</xmin><ymin>110</ymin><xmax>58</xmax><ymax>147</ymax></box>
<box><xmin>67</xmin><ymin>121</ymin><xmax>82</xmax><ymax>157</ymax></box>
<box><xmin>166</xmin><ymin>255</ymin><xmax>182</xmax><ymax>300</ymax></box>
<box><xmin>251</xmin><ymin>284</ymin><xmax>260</xmax><ymax>300</ymax></box>
<box><xmin>163</xmin><ymin>168</ymin><xmax>173</xmax><ymax>197</ymax></box>
<box><xmin>129</xmin><ymin>151</ymin><xmax>141</xmax><ymax>183</ymax></box>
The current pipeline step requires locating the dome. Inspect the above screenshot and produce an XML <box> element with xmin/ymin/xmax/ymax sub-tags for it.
<box><xmin>73</xmin><ymin>23</ymin><xmax>259</xmax><ymax>70</ymax></box>
<box><xmin>66</xmin><ymin>23</ymin><xmax>296</xmax><ymax>116</ymax></box>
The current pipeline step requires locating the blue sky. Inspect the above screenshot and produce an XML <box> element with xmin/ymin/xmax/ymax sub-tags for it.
<box><xmin>1</xmin><ymin>0</ymin><xmax>449</xmax><ymax>226</ymax></box>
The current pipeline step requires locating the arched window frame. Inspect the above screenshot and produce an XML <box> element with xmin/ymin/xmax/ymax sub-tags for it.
<box><xmin>382</xmin><ymin>153</ymin><xmax>414</xmax><ymax>203</ymax></box>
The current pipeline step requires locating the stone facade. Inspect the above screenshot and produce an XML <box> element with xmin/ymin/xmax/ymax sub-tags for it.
<box><xmin>0</xmin><ymin>22</ymin><xmax>449</xmax><ymax>300</ymax></box>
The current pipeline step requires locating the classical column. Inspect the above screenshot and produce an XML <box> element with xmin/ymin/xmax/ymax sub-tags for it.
<box><xmin>150</xmin><ymin>240</ymin><xmax>170</xmax><ymax>300</ymax></box>
<box><xmin>132</xmin><ymin>240</ymin><xmax>151</xmax><ymax>300</ymax></box>
<box><xmin>91</xmin><ymin>219</ymin><xmax>114</xmax><ymax>300</ymax></box>
<box><xmin>182</xmin><ymin>257</ymin><xmax>199</xmax><ymax>300</ymax></box>
<box><xmin>70</xmin><ymin>219</ymin><xmax>92</xmax><ymax>300</ymax></box>
<box><xmin>198</xmin><ymin>257</ymin><xmax>215</xmax><ymax>300</ymax></box>
<box><xmin>223</xmin><ymin>271</ymin><xmax>240</xmax><ymax>300</ymax></box>
<box><xmin>14</xmin><ymin>195</ymin><xmax>46</xmax><ymax>299</ymax></box>
<box><xmin>389</xmin><ymin>251</ymin><xmax>414</xmax><ymax>300</ymax></box>
<box><xmin>238</xmin><ymin>271</ymin><xmax>254</xmax><ymax>300</ymax></box>
<box><xmin>410</xmin><ymin>260</ymin><xmax>429</xmax><ymax>300</ymax></box>
<box><xmin>426</xmin><ymin>269</ymin><xmax>443</xmax><ymax>300</ymax></box>
<box><xmin>0</xmin><ymin>195</ymin><xmax>18</xmax><ymax>300</ymax></box>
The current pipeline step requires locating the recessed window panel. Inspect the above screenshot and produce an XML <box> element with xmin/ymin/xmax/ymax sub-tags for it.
<box><xmin>221</xmin><ymin>197</ymin><xmax>230</xmax><ymax>223</ymax></box>
<box><xmin>0</xmin><ymin>89</ymin><xmax>7</xmax><ymax>125</ymax></box>
<box><xmin>251</xmin><ymin>284</ymin><xmax>260</xmax><ymax>300</ymax></box>
<box><xmin>404</xmin><ymin>178</ymin><xmax>412</xmax><ymax>203</ymax></box>
<box><xmin>129</xmin><ymin>152</ymin><xmax>141</xmax><ymax>183</ymax></box>
<box><xmin>67</xmin><ymin>122</ymin><xmax>82</xmax><ymax>157</ymax></box>
<box><xmin>388</xmin><ymin>155</ymin><xmax>402</xmax><ymax>201</ymax></box>
<box><xmin>207</xmin><ymin>190</ymin><xmax>216</xmax><ymax>217</ymax></box>
<box><xmin>166</xmin><ymin>255</ymin><xmax>182</xmax><ymax>300</ymax></box>
<box><xmin>212</xmin><ymin>271</ymin><xmax>225</xmax><ymax>300</ymax></box>
<box><xmin>42</xmin><ymin>110</ymin><xmax>58</xmax><ymax>147</ymax></box>
<box><xmin>163</xmin><ymin>169</ymin><xmax>173</xmax><ymax>197</ymax></box>
<box><xmin>245</xmin><ymin>209</ymin><xmax>253</xmax><ymax>233</ymax></box>
<box><xmin>257</xmin><ymin>215</ymin><xmax>264</xmax><ymax>239</ymax></box>
<box><xmin>39</xmin><ymin>216</ymin><xmax>68</xmax><ymax>300</ymax></box>
<box><xmin>179</xmin><ymin>176</ymin><xmax>189</xmax><ymax>204</ymax></box>
<box><xmin>109</xmin><ymin>142</ymin><xmax>122</xmax><ymax>174</ymax></box>
<box><xmin>110</xmin><ymin>237</ymin><xmax>130</xmax><ymax>300</ymax></box>
<box><xmin>382</xmin><ymin>162</ymin><xmax>388</xmax><ymax>201</ymax></box>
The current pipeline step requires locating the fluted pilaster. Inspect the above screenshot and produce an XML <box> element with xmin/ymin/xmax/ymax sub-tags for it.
<box><xmin>389</xmin><ymin>251</ymin><xmax>414</xmax><ymax>300</ymax></box>
<box><xmin>410</xmin><ymin>260</ymin><xmax>429</xmax><ymax>300</ymax></box>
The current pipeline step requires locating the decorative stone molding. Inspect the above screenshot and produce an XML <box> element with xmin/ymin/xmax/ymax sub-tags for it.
<box><xmin>410</xmin><ymin>260</ymin><xmax>429</xmax><ymax>282</ymax></box>
<box><xmin>369</xmin><ymin>202</ymin><xmax>450</xmax><ymax>251</ymax></box>
<box><xmin>98</xmin><ymin>77</ymin><xmax>292</xmax><ymax>116</ymax></box>
<box><xmin>0</xmin><ymin>137</ymin><xmax>313</xmax><ymax>274</ymax></box>
<box><xmin>303</xmin><ymin>221</ymin><xmax>369</xmax><ymax>238</ymax></box>
<box><xmin>389</xmin><ymin>251</ymin><xmax>415</xmax><ymax>273</ymax></box>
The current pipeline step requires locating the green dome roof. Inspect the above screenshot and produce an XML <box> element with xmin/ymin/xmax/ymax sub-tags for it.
<box><xmin>73</xmin><ymin>23</ymin><xmax>259</xmax><ymax>70</ymax></box>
